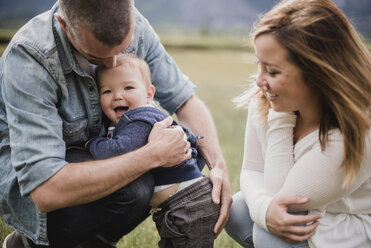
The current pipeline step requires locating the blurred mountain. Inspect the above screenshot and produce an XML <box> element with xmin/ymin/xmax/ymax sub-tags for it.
<box><xmin>135</xmin><ymin>0</ymin><xmax>371</xmax><ymax>35</ymax></box>
<box><xmin>0</xmin><ymin>0</ymin><xmax>54</xmax><ymax>28</ymax></box>
<box><xmin>0</xmin><ymin>0</ymin><xmax>370</xmax><ymax>35</ymax></box>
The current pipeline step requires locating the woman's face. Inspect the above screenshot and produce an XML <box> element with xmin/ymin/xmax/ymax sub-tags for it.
<box><xmin>254</xmin><ymin>34</ymin><xmax>318</xmax><ymax>114</ymax></box>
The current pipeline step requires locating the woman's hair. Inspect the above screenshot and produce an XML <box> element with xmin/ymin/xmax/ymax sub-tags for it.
<box><xmin>236</xmin><ymin>0</ymin><xmax>371</xmax><ymax>185</ymax></box>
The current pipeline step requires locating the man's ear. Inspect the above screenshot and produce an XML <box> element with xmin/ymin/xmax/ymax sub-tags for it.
<box><xmin>54</xmin><ymin>13</ymin><xmax>68</xmax><ymax>33</ymax></box>
<box><xmin>147</xmin><ymin>85</ymin><xmax>156</xmax><ymax>103</ymax></box>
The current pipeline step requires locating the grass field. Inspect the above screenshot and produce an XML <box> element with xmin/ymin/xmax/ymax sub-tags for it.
<box><xmin>0</xmin><ymin>33</ymin><xmax>256</xmax><ymax>246</ymax></box>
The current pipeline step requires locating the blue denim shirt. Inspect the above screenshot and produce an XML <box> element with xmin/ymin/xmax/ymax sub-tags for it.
<box><xmin>87</xmin><ymin>107</ymin><xmax>203</xmax><ymax>186</ymax></box>
<box><xmin>0</xmin><ymin>2</ymin><xmax>195</xmax><ymax>245</ymax></box>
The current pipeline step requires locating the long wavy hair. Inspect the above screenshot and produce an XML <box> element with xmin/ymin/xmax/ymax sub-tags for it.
<box><xmin>236</xmin><ymin>0</ymin><xmax>371</xmax><ymax>185</ymax></box>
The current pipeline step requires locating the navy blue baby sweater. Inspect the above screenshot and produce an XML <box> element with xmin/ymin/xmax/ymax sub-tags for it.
<box><xmin>87</xmin><ymin>107</ymin><xmax>203</xmax><ymax>185</ymax></box>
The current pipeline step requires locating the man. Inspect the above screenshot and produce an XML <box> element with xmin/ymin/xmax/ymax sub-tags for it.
<box><xmin>0</xmin><ymin>0</ymin><xmax>232</xmax><ymax>247</ymax></box>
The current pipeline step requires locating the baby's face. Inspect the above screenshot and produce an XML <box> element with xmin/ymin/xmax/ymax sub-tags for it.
<box><xmin>99</xmin><ymin>65</ymin><xmax>153</xmax><ymax>124</ymax></box>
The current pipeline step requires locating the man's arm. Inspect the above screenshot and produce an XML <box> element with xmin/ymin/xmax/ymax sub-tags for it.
<box><xmin>176</xmin><ymin>95</ymin><xmax>232</xmax><ymax>235</ymax></box>
<box><xmin>31</xmin><ymin>118</ymin><xmax>191</xmax><ymax>213</ymax></box>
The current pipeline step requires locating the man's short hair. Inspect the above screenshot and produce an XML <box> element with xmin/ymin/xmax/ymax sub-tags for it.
<box><xmin>59</xmin><ymin>0</ymin><xmax>133</xmax><ymax>46</ymax></box>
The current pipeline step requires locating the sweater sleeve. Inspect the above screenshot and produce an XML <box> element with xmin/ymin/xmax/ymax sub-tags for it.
<box><xmin>87</xmin><ymin>121</ymin><xmax>152</xmax><ymax>160</ymax></box>
<box><xmin>264</xmin><ymin>109</ymin><xmax>296</xmax><ymax>195</ymax></box>
<box><xmin>277</xmin><ymin>130</ymin><xmax>371</xmax><ymax>212</ymax></box>
<box><xmin>240</xmin><ymin>103</ymin><xmax>272</xmax><ymax>231</ymax></box>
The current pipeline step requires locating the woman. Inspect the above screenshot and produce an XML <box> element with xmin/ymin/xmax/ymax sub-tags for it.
<box><xmin>225</xmin><ymin>0</ymin><xmax>371</xmax><ymax>247</ymax></box>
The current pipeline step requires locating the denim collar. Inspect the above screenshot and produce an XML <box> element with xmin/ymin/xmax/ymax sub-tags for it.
<box><xmin>51</xmin><ymin>2</ymin><xmax>93</xmax><ymax>78</ymax></box>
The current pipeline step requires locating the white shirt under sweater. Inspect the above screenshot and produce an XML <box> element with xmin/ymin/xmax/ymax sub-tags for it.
<box><xmin>240</xmin><ymin>99</ymin><xmax>371</xmax><ymax>248</ymax></box>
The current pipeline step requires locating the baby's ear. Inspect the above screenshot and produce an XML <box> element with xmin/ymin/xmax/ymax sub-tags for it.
<box><xmin>147</xmin><ymin>84</ymin><xmax>156</xmax><ymax>103</ymax></box>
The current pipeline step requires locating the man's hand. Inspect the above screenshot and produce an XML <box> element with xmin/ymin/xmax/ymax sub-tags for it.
<box><xmin>148</xmin><ymin>117</ymin><xmax>191</xmax><ymax>168</ymax></box>
<box><xmin>266</xmin><ymin>196</ymin><xmax>321</xmax><ymax>243</ymax></box>
<box><xmin>209</xmin><ymin>162</ymin><xmax>233</xmax><ymax>236</ymax></box>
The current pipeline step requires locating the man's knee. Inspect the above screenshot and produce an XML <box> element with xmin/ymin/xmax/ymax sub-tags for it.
<box><xmin>94</xmin><ymin>172</ymin><xmax>155</xmax><ymax>241</ymax></box>
<box><xmin>104</xmin><ymin>172</ymin><xmax>154</xmax><ymax>211</ymax></box>
<box><xmin>125</xmin><ymin>172</ymin><xmax>154</xmax><ymax>208</ymax></box>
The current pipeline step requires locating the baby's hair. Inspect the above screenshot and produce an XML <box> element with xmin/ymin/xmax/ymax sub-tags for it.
<box><xmin>97</xmin><ymin>53</ymin><xmax>152</xmax><ymax>87</ymax></box>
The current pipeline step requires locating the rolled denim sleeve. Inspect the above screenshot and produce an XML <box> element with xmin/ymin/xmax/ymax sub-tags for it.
<box><xmin>2</xmin><ymin>44</ymin><xmax>67</xmax><ymax>196</ymax></box>
<box><xmin>136</xmin><ymin>10</ymin><xmax>196</xmax><ymax>115</ymax></box>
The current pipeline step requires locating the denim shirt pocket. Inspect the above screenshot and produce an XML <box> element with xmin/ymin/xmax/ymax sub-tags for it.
<box><xmin>62</xmin><ymin>117</ymin><xmax>89</xmax><ymax>146</ymax></box>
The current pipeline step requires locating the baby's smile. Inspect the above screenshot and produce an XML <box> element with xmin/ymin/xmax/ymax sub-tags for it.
<box><xmin>114</xmin><ymin>106</ymin><xmax>129</xmax><ymax>117</ymax></box>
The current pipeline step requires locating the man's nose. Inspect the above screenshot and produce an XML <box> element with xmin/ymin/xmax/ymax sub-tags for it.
<box><xmin>103</xmin><ymin>56</ymin><xmax>117</xmax><ymax>68</ymax></box>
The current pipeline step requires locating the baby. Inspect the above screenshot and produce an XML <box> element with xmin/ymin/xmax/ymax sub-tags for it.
<box><xmin>86</xmin><ymin>53</ymin><xmax>220</xmax><ymax>247</ymax></box>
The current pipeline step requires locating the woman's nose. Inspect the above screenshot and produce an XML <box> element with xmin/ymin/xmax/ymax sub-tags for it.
<box><xmin>255</xmin><ymin>65</ymin><xmax>266</xmax><ymax>88</ymax></box>
<box><xmin>255</xmin><ymin>73</ymin><xmax>268</xmax><ymax>88</ymax></box>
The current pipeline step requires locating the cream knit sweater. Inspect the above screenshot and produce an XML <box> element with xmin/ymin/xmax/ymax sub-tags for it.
<box><xmin>240</xmin><ymin>100</ymin><xmax>371</xmax><ymax>248</ymax></box>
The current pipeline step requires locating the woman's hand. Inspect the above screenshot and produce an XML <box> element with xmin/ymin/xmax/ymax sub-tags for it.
<box><xmin>266</xmin><ymin>195</ymin><xmax>321</xmax><ymax>243</ymax></box>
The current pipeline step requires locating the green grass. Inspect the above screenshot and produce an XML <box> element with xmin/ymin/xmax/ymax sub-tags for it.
<box><xmin>0</xmin><ymin>43</ymin><xmax>8</xmax><ymax>56</ymax></box>
<box><xmin>365</xmin><ymin>41</ymin><xmax>371</xmax><ymax>51</ymax></box>
<box><xmin>159</xmin><ymin>32</ymin><xmax>253</xmax><ymax>52</ymax></box>
<box><xmin>0</xmin><ymin>29</ymin><xmax>16</xmax><ymax>56</ymax></box>
<box><xmin>0</xmin><ymin>221</ymin><xmax>12</xmax><ymax>245</ymax></box>
<box><xmin>0</xmin><ymin>29</ymin><xmax>17</xmax><ymax>42</ymax></box>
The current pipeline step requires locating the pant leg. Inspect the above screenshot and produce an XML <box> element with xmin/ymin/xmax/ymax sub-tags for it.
<box><xmin>153</xmin><ymin>177</ymin><xmax>220</xmax><ymax>248</ymax></box>
<box><xmin>47</xmin><ymin>171</ymin><xmax>154</xmax><ymax>247</ymax></box>
<box><xmin>225</xmin><ymin>192</ymin><xmax>309</xmax><ymax>248</ymax></box>
<box><xmin>28</xmin><ymin>147</ymin><xmax>154</xmax><ymax>248</ymax></box>
<box><xmin>224</xmin><ymin>192</ymin><xmax>254</xmax><ymax>248</ymax></box>
<box><xmin>253</xmin><ymin>224</ymin><xmax>309</xmax><ymax>248</ymax></box>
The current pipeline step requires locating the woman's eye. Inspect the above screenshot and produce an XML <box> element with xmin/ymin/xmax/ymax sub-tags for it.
<box><xmin>268</xmin><ymin>70</ymin><xmax>278</xmax><ymax>76</ymax></box>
